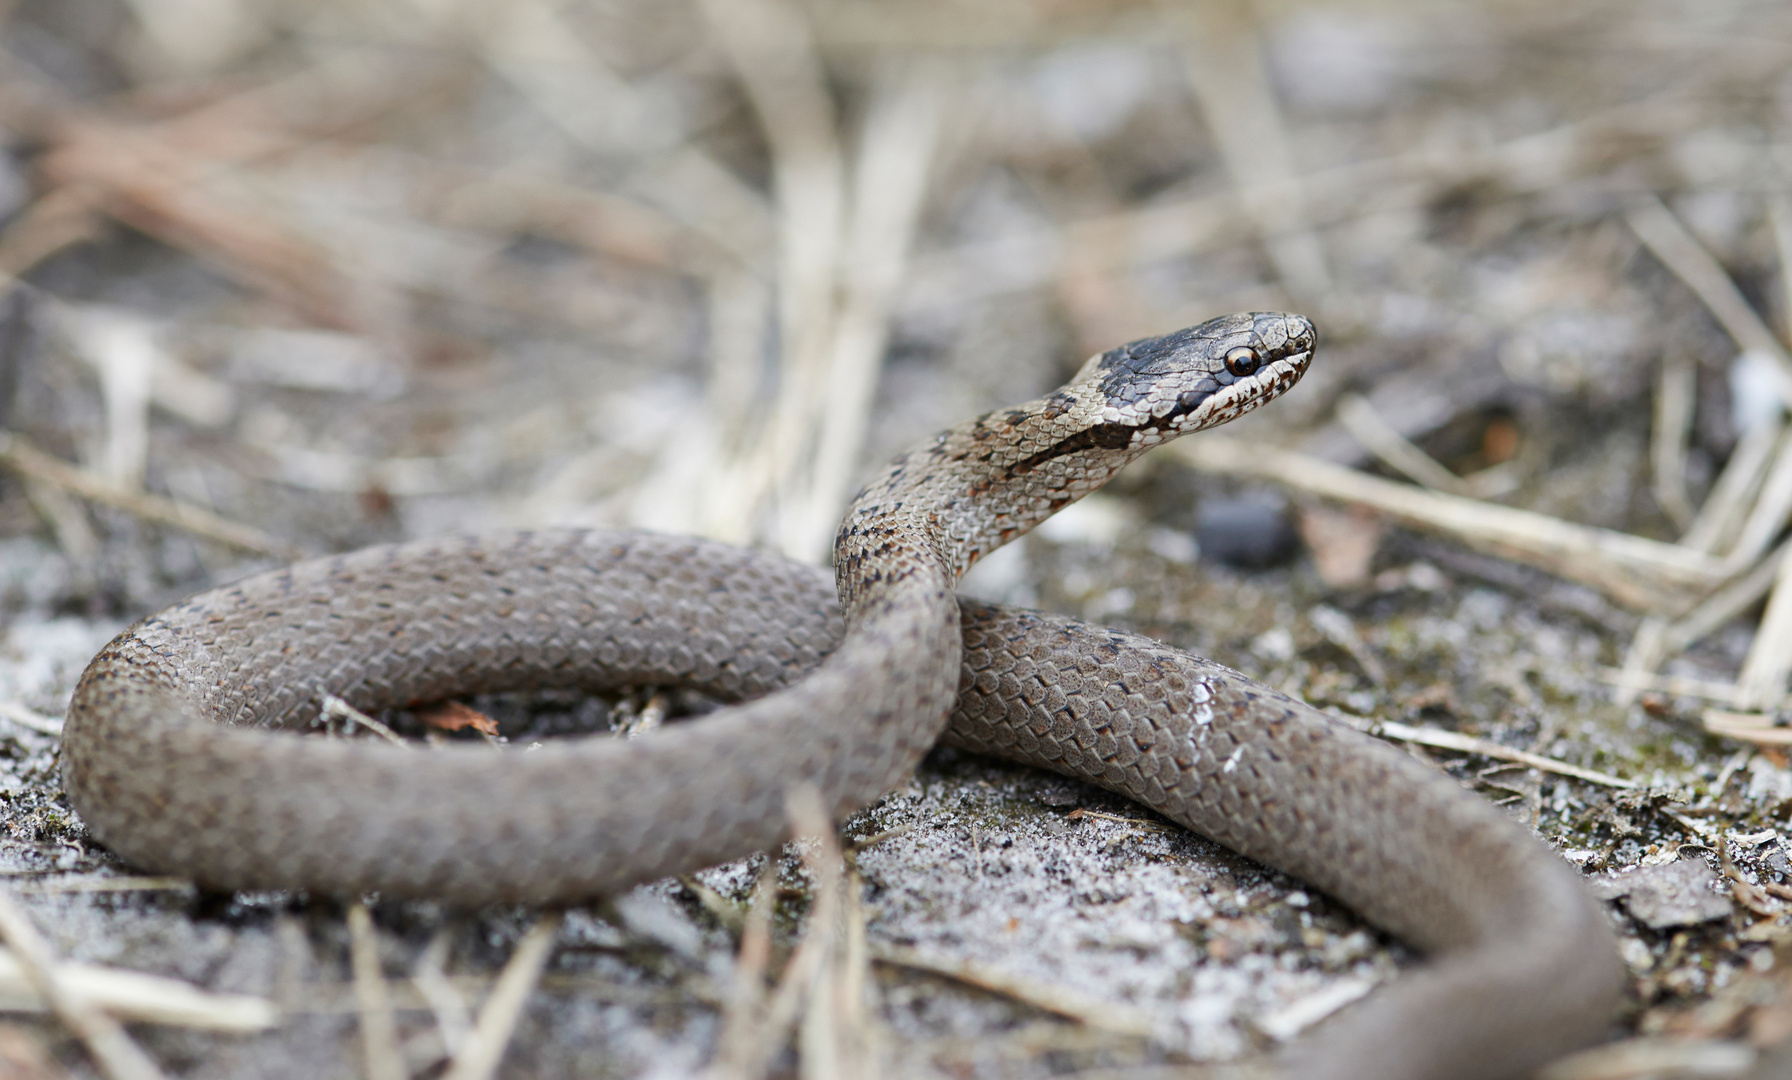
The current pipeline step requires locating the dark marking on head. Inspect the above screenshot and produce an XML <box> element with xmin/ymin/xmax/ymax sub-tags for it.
<box><xmin>1091</xmin><ymin>313</ymin><xmax>1315</xmax><ymax>413</ymax></box>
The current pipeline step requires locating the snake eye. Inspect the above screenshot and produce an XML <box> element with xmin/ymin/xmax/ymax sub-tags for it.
<box><xmin>1224</xmin><ymin>346</ymin><xmax>1260</xmax><ymax>378</ymax></box>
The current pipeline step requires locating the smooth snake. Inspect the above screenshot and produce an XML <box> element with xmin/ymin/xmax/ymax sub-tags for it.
<box><xmin>61</xmin><ymin>311</ymin><xmax>1622</xmax><ymax>1080</ymax></box>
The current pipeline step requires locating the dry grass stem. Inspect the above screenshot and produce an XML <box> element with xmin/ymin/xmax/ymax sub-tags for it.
<box><xmin>1702</xmin><ymin>711</ymin><xmax>1792</xmax><ymax>747</ymax></box>
<box><xmin>1177</xmin><ymin>435</ymin><xmax>1725</xmax><ymax>614</ymax></box>
<box><xmin>440</xmin><ymin>913</ymin><xmax>560</xmax><ymax>1080</ymax></box>
<box><xmin>0</xmin><ymin>702</ymin><xmax>61</xmax><ymax>737</ymax></box>
<box><xmin>38</xmin><ymin>121</ymin><xmax>386</xmax><ymax>334</ymax></box>
<box><xmin>708</xmin><ymin>785</ymin><xmax>850</xmax><ymax>1080</ymax></box>
<box><xmin>798</xmin><ymin>801</ymin><xmax>879</xmax><ymax>1080</ymax></box>
<box><xmin>21</xmin><ymin>475</ymin><xmax>102</xmax><ymax>569</ymax></box>
<box><xmin>0</xmin><ymin>430</ymin><xmax>297</xmax><ymax>558</ymax></box>
<box><xmin>835</xmin><ymin>869</ymin><xmax>877</xmax><ymax>1080</ymax></box>
<box><xmin>0</xmin><ymin>188</ymin><xmax>100</xmax><ymax>282</ymax></box>
<box><xmin>1679</xmin><ymin>419</ymin><xmax>1783</xmax><ymax>556</ymax></box>
<box><xmin>870</xmin><ymin>946</ymin><xmax>1156</xmax><ymax>1037</ymax></box>
<box><xmin>1367</xmin><ymin>720</ymin><xmax>1634</xmax><ymax>790</ymax></box>
<box><xmin>348</xmin><ymin>902</ymin><xmax>404</xmax><ymax>1080</ymax></box>
<box><xmin>12</xmin><ymin>877</ymin><xmax>188</xmax><ymax>895</ymax></box>
<box><xmin>0</xmin><ymin>947</ymin><xmax>275</xmax><ymax>1031</ymax></box>
<box><xmin>676</xmin><ymin>875</ymin><xmax>745</xmax><ymax>937</ymax></box>
<box><xmin>1734</xmin><ymin>546</ymin><xmax>1792</xmax><ymax>711</ymax></box>
<box><xmin>1065</xmin><ymin>809</ymin><xmax>1175</xmax><ymax>831</ymax></box>
<box><xmin>318</xmin><ymin>695</ymin><xmax>408</xmax><ymax>746</ymax></box>
<box><xmin>1611</xmin><ymin>617</ymin><xmax>1671</xmax><ymax>709</ymax></box>
<box><xmin>701</xmin><ymin>0</ymin><xmax>847</xmax><ymax>560</ymax></box>
<box><xmin>705</xmin><ymin>866</ymin><xmax>777</xmax><ymax>1076</ymax></box>
<box><xmin>91</xmin><ymin>318</ymin><xmax>151</xmax><ymax>490</ymax></box>
<box><xmin>1335</xmin><ymin>393</ymin><xmax>1472</xmax><ymax>495</ymax></box>
<box><xmin>1039</xmin><ymin>89</ymin><xmax>1708</xmax><ymax>295</ymax></box>
<box><xmin>50</xmin><ymin>302</ymin><xmax>234</xmax><ymax>429</ymax></box>
<box><xmin>794</xmin><ymin>61</ymin><xmax>945</xmax><ymax>562</ymax></box>
<box><xmin>1625</xmin><ymin>194</ymin><xmax>1792</xmax><ymax>396</ymax></box>
<box><xmin>410</xmin><ymin>930</ymin><xmax>472</xmax><ymax>1061</ymax></box>
<box><xmin>1662</xmin><ymin>537</ymin><xmax>1792</xmax><ymax>655</ymax></box>
<box><xmin>1536</xmin><ymin>1036</ymin><xmax>1755</xmax><ymax>1080</ymax></box>
<box><xmin>0</xmin><ymin>889</ymin><xmax>169</xmax><ymax>1080</ymax></box>
<box><xmin>1174</xmin><ymin>3</ymin><xmax>1330</xmax><ymax>310</ymax></box>
<box><xmin>1652</xmin><ymin>357</ymin><xmax>1697</xmax><ymax>530</ymax></box>
<box><xmin>690</xmin><ymin>1</ymin><xmax>945</xmax><ymax>563</ymax></box>
<box><xmin>1724</xmin><ymin>431</ymin><xmax>1792</xmax><ymax>570</ymax></box>
<box><xmin>781</xmin><ymin>786</ymin><xmax>843</xmax><ymax>1080</ymax></box>
<box><xmin>845</xmin><ymin>823</ymin><xmax>915</xmax><ymax>854</ymax></box>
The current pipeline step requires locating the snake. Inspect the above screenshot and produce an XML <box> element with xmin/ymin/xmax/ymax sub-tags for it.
<box><xmin>60</xmin><ymin>311</ymin><xmax>1622</xmax><ymax>1080</ymax></box>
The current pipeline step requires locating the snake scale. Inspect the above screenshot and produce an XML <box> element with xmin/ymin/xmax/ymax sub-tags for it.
<box><xmin>62</xmin><ymin>311</ymin><xmax>1621</xmax><ymax>1080</ymax></box>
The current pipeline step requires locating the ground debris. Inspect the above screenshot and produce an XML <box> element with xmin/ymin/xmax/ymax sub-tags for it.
<box><xmin>1593</xmin><ymin>859</ymin><xmax>1735</xmax><ymax>931</ymax></box>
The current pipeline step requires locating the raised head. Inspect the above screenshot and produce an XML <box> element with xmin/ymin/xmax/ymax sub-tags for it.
<box><xmin>1003</xmin><ymin>312</ymin><xmax>1316</xmax><ymax>477</ymax></box>
<box><xmin>838</xmin><ymin>310</ymin><xmax>1317</xmax><ymax>595</ymax></box>
<box><xmin>1074</xmin><ymin>311</ymin><xmax>1316</xmax><ymax>443</ymax></box>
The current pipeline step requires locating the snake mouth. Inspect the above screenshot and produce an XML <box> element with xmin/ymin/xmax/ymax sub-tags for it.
<box><xmin>1164</xmin><ymin>347</ymin><xmax>1310</xmax><ymax>434</ymax></box>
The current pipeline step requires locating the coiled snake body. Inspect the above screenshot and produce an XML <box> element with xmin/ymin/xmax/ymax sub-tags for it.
<box><xmin>62</xmin><ymin>312</ymin><xmax>1620</xmax><ymax>1080</ymax></box>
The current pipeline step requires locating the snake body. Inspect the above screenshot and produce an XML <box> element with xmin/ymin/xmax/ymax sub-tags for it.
<box><xmin>61</xmin><ymin>312</ymin><xmax>1621</xmax><ymax>1079</ymax></box>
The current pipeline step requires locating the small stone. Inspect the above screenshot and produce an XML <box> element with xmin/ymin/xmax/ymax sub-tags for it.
<box><xmin>1196</xmin><ymin>495</ymin><xmax>1298</xmax><ymax>569</ymax></box>
<box><xmin>1766</xmin><ymin>847</ymin><xmax>1792</xmax><ymax>878</ymax></box>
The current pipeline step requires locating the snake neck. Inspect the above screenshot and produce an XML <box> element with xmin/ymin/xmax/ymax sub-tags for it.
<box><xmin>832</xmin><ymin>384</ymin><xmax>1147</xmax><ymax>620</ymax></box>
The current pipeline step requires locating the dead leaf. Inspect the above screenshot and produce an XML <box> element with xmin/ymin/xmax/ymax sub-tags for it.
<box><xmin>1297</xmin><ymin>503</ymin><xmax>1384</xmax><ymax>589</ymax></box>
<box><xmin>414</xmin><ymin>701</ymin><xmax>498</xmax><ymax>737</ymax></box>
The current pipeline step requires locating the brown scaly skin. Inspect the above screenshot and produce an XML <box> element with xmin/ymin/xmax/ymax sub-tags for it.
<box><xmin>61</xmin><ymin>311</ymin><xmax>1620</xmax><ymax>1079</ymax></box>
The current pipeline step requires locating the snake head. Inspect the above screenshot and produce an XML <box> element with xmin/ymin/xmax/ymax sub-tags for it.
<box><xmin>1079</xmin><ymin>311</ymin><xmax>1316</xmax><ymax>439</ymax></box>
